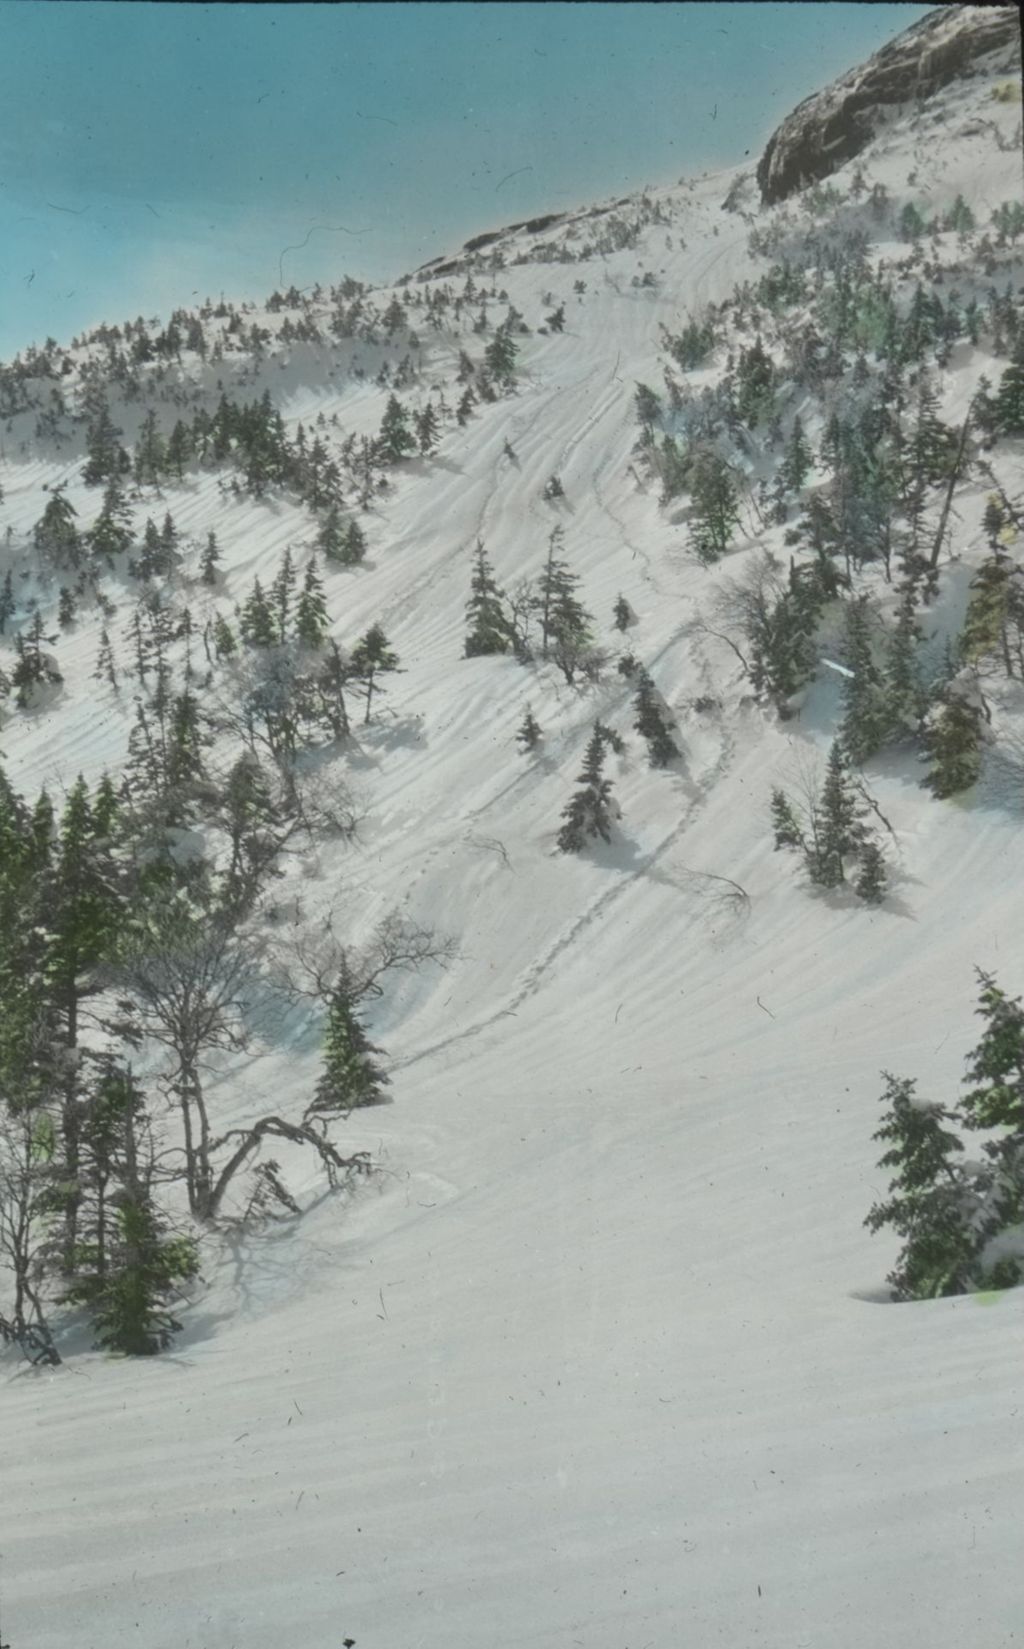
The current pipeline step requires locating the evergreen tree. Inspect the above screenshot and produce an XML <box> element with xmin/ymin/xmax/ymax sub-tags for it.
<box><xmin>212</xmin><ymin>612</ymin><xmax>238</xmax><ymax>660</ymax></box>
<box><xmin>222</xmin><ymin>753</ymin><xmax>278</xmax><ymax>896</ymax></box>
<box><xmin>483</xmin><ymin>323</ymin><xmax>518</xmax><ymax>388</ymax></box>
<box><xmin>314</xmin><ymin>641</ymin><xmax>352</xmax><ymax>740</ymax></box>
<box><xmin>957</xmin><ymin>969</ymin><xmax>1024</xmax><ymax>1282</ymax></box>
<box><xmin>944</xmin><ymin>194</ymin><xmax>975</xmax><ymax>235</ymax></box>
<box><xmin>0</xmin><ymin>568</ymin><xmax>14</xmax><ymax>634</ymax></box>
<box><xmin>899</xmin><ymin>201</ymin><xmax>926</xmax><ymax>242</ymax></box>
<box><xmin>87</xmin><ymin>1194</ymin><xmax>198</xmax><ymax>1354</ymax></box>
<box><xmin>166</xmin><ymin>419</ymin><xmax>193</xmax><ymax>482</ymax></box>
<box><xmin>34</xmin><ymin>488</ymin><xmax>81</xmax><ymax>574</ymax></box>
<box><xmin>516</xmin><ymin>708</ymin><xmax>542</xmax><ymax>752</ymax></box>
<box><xmin>381</xmin><ymin>295</ymin><xmax>407</xmax><ymax>338</ymax></box>
<box><xmin>83</xmin><ymin>401</ymin><xmax>127</xmax><ymax>487</ymax></box>
<box><xmin>960</xmin><ymin>551</ymin><xmax>1021</xmax><ymax>677</ymax></box>
<box><xmin>735</xmin><ymin>335</ymin><xmax>775</xmax><ymax>428</ymax></box>
<box><xmin>838</xmin><ymin>598</ymin><xmax>888</xmax><ymax>764</ymax></box>
<box><xmin>557</xmin><ymin>724</ymin><xmax>619</xmax><ymax>853</ymax></box>
<box><xmin>982</xmin><ymin>497</ymin><xmax>1005</xmax><ymax>551</ymax></box>
<box><xmin>415</xmin><ymin>403</ymin><xmax>440</xmax><ymax>455</ymax></box>
<box><xmin>612</xmin><ymin>594</ymin><xmax>632</xmax><ymax>633</ymax></box>
<box><xmin>921</xmin><ymin>678</ymin><xmax>984</xmax><ymax>798</ymax></box>
<box><xmin>811</xmin><ymin>742</ymin><xmax>867</xmax><ymax>887</ymax></box>
<box><xmin>11</xmin><ymin>613</ymin><xmax>61</xmax><ymax>708</ymax></box>
<box><xmin>864</xmin><ymin>1074</ymin><xmax>978</xmax><ymax>1301</ymax></box>
<box><xmin>166</xmin><ymin>689</ymin><xmax>207</xmax><ymax>789</ymax></box>
<box><xmin>634</xmin><ymin>382</ymin><xmax>661</xmax><ymax>431</ymax></box>
<box><xmin>377</xmin><ymin>394</ymin><xmax>415</xmax><ymax>462</ymax></box>
<box><xmin>960</xmin><ymin>970</ymin><xmax>1024</xmax><ymax>1136</ymax></box>
<box><xmin>239</xmin><ymin>578</ymin><xmax>276</xmax><ymax>648</ymax></box>
<box><xmin>348</xmin><ymin>624</ymin><xmax>400</xmax><ymax>724</ymax></box>
<box><xmin>690</xmin><ymin>450</ymin><xmax>739</xmax><ymax>564</ymax></box>
<box><xmin>770</xmin><ymin>787</ymin><xmax>804</xmax><ymax>851</ymax></box>
<box><xmin>781</xmin><ymin>414</ymin><xmax>813</xmax><ymax>492</ymax></box>
<box><xmin>884</xmin><ymin>592</ymin><xmax>925</xmax><ymax>735</ymax></box>
<box><xmin>854</xmin><ymin>841</ymin><xmax>888</xmax><ymax>905</ymax></box>
<box><xmin>310</xmin><ymin>975</ymin><xmax>390</xmax><ymax>1117</ymax></box>
<box><xmin>271</xmin><ymin>548</ymin><xmax>296</xmax><ymax>644</ymax></box>
<box><xmin>199</xmin><ymin>530</ymin><xmax>221</xmax><ymax>587</ymax></box>
<box><xmin>294</xmin><ymin>558</ymin><xmax>330</xmax><ymax>649</ymax></box>
<box><xmin>89</xmin><ymin>479</ymin><xmax>134</xmax><ymax>566</ymax></box>
<box><xmin>456</xmin><ymin>386</ymin><xmax>477</xmax><ymax>426</ymax></box>
<box><xmin>534</xmin><ymin>526</ymin><xmax>592</xmax><ymax>659</ymax></box>
<box><xmin>633</xmin><ymin>668</ymin><xmax>679</xmax><ymax>767</ymax></box>
<box><xmin>93</xmin><ymin>627</ymin><xmax>119</xmax><ymax>691</ymax></box>
<box><xmin>57</xmin><ymin>586</ymin><xmax>77</xmax><ymax>629</ymax></box>
<box><xmin>464</xmin><ymin>542</ymin><xmax>511</xmax><ymax>657</ymax></box>
<box><xmin>994</xmin><ymin>341</ymin><xmax>1024</xmax><ymax>436</ymax></box>
<box><xmin>907</xmin><ymin>374</ymin><xmax>954</xmax><ymax>492</ymax></box>
<box><xmin>44</xmin><ymin>778</ymin><xmax>123</xmax><ymax>1273</ymax></box>
<box><xmin>133</xmin><ymin>410</ymin><xmax>166</xmax><ymax>488</ymax></box>
<box><xmin>316</xmin><ymin>503</ymin><xmax>347</xmax><ymax>563</ymax></box>
<box><xmin>66</xmin><ymin>1061</ymin><xmax>198</xmax><ymax>1353</ymax></box>
<box><xmin>342</xmin><ymin>517</ymin><xmax>368</xmax><ymax>566</ymax></box>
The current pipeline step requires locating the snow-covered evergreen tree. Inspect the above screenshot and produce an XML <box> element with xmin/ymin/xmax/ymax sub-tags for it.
<box><xmin>349</xmin><ymin>624</ymin><xmax>400</xmax><ymax>724</ymax></box>
<box><xmin>690</xmin><ymin>450</ymin><xmax>739</xmax><ymax>564</ymax></box>
<box><xmin>240</xmin><ymin>578</ymin><xmax>277</xmax><ymax>648</ymax></box>
<box><xmin>633</xmin><ymin>668</ymin><xmax>679</xmax><ymax>767</ymax></box>
<box><xmin>66</xmin><ymin>1061</ymin><xmax>198</xmax><ymax>1354</ymax></box>
<box><xmin>921</xmin><ymin>674</ymin><xmax>985</xmax><ymax>798</ymax></box>
<box><xmin>294</xmin><ymin>559</ymin><xmax>329</xmax><ymax>649</ymax></box>
<box><xmin>483</xmin><ymin>323</ymin><xmax>518</xmax><ymax>388</ymax></box>
<box><xmin>812</xmin><ymin>741</ymin><xmax>868</xmax><ymax>887</ymax></box>
<box><xmin>199</xmin><ymin>530</ymin><xmax>221</xmax><ymax>587</ymax></box>
<box><xmin>464</xmin><ymin>542</ymin><xmax>511</xmax><ymax>657</ymax></box>
<box><xmin>557</xmin><ymin>724</ymin><xmax>620</xmax><ymax>853</ymax></box>
<box><xmin>34</xmin><ymin>488</ymin><xmax>82</xmax><ymax>574</ymax></box>
<box><xmin>0</xmin><ymin>568</ymin><xmax>14</xmax><ymax>634</ymax></box>
<box><xmin>212</xmin><ymin>613</ymin><xmax>238</xmax><ymax>660</ymax></box>
<box><xmin>534</xmin><ymin>526</ymin><xmax>592</xmax><ymax>659</ymax></box>
<box><xmin>854</xmin><ymin>841</ymin><xmax>888</xmax><ymax>905</ymax></box>
<box><xmin>838</xmin><ymin>598</ymin><xmax>888</xmax><ymax>765</ymax></box>
<box><xmin>377</xmin><ymin>394</ymin><xmax>416</xmax><ymax>463</ymax></box>
<box><xmin>310</xmin><ymin>975</ymin><xmax>390</xmax><ymax>1117</ymax></box>
<box><xmin>516</xmin><ymin>708</ymin><xmax>542</xmax><ymax>753</ymax></box>
<box><xmin>864</xmin><ymin>1074</ymin><xmax>978</xmax><ymax>1301</ymax></box>
<box><xmin>994</xmin><ymin>340</ymin><xmax>1024</xmax><ymax>436</ymax></box>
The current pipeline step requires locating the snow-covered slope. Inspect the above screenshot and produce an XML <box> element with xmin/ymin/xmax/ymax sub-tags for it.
<box><xmin>1</xmin><ymin>22</ymin><xmax>1023</xmax><ymax>1649</ymax></box>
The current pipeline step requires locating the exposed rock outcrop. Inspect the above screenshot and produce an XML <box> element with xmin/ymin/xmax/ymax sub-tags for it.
<box><xmin>756</xmin><ymin>4</ymin><xmax>1020</xmax><ymax>206</ymax></box>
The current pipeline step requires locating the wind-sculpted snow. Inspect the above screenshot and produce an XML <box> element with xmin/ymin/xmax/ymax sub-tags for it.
<box><xmin>1</xmin><ymin>40</ymin><xmax>1023</xmax><ymax>1649</ymax></box>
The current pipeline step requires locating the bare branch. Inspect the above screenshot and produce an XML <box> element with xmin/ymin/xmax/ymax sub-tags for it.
<box><xmin>272</xmin><ymin>907</ymin><xmax>458</xmax><ymax>1008</ymax></box>
<box><xmin>206</xmin><ymin>1115</ymin><xmax>372</xmax><ymax>1221</ymax></box>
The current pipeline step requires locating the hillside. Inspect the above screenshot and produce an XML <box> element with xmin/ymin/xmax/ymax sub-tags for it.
<box><xmin>1</xmin><ymin>9</ymin><xmax>1023</xmax><ymax>1648</ymax></box>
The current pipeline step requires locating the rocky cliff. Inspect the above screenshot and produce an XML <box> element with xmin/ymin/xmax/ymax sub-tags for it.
<box><xmin>756</xmin><ymin>3</ymin><xmax>1020</xmax><ymax>205</ymax></box>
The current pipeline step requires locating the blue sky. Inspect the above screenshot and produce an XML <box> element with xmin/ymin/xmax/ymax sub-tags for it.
<box><xmin>0</xmin><ymin>1</ymin><xmax>933</xmax><ymax>360</ymax></box>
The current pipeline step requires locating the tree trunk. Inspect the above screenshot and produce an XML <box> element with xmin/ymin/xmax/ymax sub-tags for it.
<box><xmin>929</xmin><ymin>408</ymin><xmax>972</xmax><ymax>570</ymax></box>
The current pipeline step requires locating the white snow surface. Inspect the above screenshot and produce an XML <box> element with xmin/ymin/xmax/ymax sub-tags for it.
<box><xmin>2</xmin><ymin>53</ymin><xmax>1024</xmax><ymax>1649</ymax></box>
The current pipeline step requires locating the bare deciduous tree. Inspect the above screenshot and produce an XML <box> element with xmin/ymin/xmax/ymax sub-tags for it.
<box><xmin>273</xmin><ymin>907</ymin><xmax>458</xmax><ymax>1010</ymax></box>
<box><xmin>0</xmin><ymin>1106</ymin><xmax>61</xmax><ymax>1364</ymax></box>
<box><xmin>115</xmin><ymin>891</ymin><xmax>261</xmax><ymax>1220</ymax></box>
